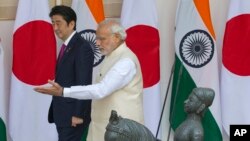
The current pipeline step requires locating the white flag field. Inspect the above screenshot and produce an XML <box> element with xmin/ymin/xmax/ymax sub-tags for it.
<box><xmin>221</xmin><ymin>0</ymin><xmax>250</xmax><ymax>135</ymax></box>
<box><xmin>9</xmin><ymin>0</ymin><xmax>57</xmax><ymax>140</ymax></box>
<box><xmin>121</xmin><ymin>0</ymin><xmax>161</xmax><ymax>137</ymax></box>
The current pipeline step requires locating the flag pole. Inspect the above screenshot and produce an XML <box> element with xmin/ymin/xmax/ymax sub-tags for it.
<box><xmin>155</xmin><ymin>60</ymin><xmax>175</xmax><ymax>139</ymax></box>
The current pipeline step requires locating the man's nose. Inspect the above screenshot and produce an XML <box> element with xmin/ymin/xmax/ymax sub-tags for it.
<box><xmin>53</xmin><ymin>24</ymin><xmax>58</xmax><ymax>31</ymax></box>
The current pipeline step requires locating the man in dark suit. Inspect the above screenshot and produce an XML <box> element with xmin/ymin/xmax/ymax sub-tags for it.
<box><xmin>49</xmin><ymin>5</ymin><xmax>93</xmax><ymax>141</ymax></box>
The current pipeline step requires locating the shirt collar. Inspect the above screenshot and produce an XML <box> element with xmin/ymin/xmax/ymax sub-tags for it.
<box><xmin>64</xmin><ymin>31</ymin><xmax>76</xmax><ymax>46</ymax></box>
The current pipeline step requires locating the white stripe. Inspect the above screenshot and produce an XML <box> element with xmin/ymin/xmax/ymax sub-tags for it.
<box><xmin>0</xmin><ymin>42</ymin><xmax>7</xmax><ymax>124</ymax></box>
<box><xmin>143</xmin><ymin>82</ymin><xmax>161</xmax><ymax>135</ymax></box>
<box><xmin>9</xmin><ymin>75</ymin><xmax>57</xmax><ymax>141</ymax></box>
<box><xmin>121</xmin><ymin>0</ymin><xmax>158</xmax><ymax>29</ymax></box>
<box><xmin>221</xmin><ymin>65</ymin><xmax>250</xmax><ymax>134</ymax></box>
<box><xmin>227</xmin><ymin>0</ymin><xmax>250</xmax><ymax>21</ymax></box>
<box><xmin>14</xmin><ymin>0</ymin><xmax>51</xmax><ymax>32</ymax></box>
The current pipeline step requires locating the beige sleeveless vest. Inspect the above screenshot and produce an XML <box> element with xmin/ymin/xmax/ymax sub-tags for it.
<box><xmin>87</xmin><ymin>43</ymin><xmax>144</xmax><ymax>141</ymax></box>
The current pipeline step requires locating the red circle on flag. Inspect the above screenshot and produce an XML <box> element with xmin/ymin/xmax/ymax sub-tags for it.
<box><xmin>223</xmin><ymin>14</ymin><xmax>250</xmax><ymax>76</ymax></box>
<box><xmin>13</xmin><ymin>21</ymin><xmax>56</xmax><ymax>85</ymax></box>
<box><xmin>126</xmin><ymin>25</ymin><xmax>160</xmax><ymax>88</ymax></box>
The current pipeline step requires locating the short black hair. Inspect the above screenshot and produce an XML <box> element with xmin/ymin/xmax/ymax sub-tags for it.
<box><xmin>49</xmin><ymin>5</ymin><xmax>77</xmax><ymax>30</ymax></box>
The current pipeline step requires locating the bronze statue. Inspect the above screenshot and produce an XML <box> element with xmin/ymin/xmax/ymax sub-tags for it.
<box><xmin>174</xmin><ymin>87</ymin><xmax>215</xmax><ymax>141</ymax></box>
<box><xmin>105</xmin><ymin>110</ymin><xmax>160</xmax><ymax>141</ymax></box>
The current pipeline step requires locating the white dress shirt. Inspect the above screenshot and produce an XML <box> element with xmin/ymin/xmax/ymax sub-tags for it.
<box><xmin>63</xmin><ymin>58</ymin><xmax>136</xmax><ymax>99</ymax></box>
<box><xmin>64</xmin><ymin>31</ymin><xmax>76</xmax><ymax>45</ymax></box>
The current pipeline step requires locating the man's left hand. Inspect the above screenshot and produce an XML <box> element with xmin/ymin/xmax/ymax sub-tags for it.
<box><xmin>34</xmin><ymin>80</ymin><xmax>63</xmax><ymax>96</ymax></box>
<box><xmin>72</xmin><ymin>116</ymin><xmax>84</xmax><ymax>127</ymax></box>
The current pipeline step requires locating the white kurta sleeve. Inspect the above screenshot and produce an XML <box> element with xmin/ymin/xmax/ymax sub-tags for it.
<box><xmin>63</xmin><ymin>58</ymin><xmax>136</xmax><ymax>99</ymax></box>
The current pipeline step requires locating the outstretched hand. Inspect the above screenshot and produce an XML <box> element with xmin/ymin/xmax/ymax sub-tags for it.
<box><xmin>34</xmin><ymin>80</ymin><xmax>63</xmax><ymax>96</ymax></box>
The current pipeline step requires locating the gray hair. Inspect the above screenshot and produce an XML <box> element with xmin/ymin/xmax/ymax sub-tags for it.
<box><xmin>99</xmin><ymin>19</ymin><xmax>127</xmax><ymax>41</ymax></box>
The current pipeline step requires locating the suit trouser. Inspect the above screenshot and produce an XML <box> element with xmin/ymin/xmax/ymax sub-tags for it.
<box><xmin>56</xmin><ymin>124</ymin><xmax>85</xmax><ymax>141</ymax></box>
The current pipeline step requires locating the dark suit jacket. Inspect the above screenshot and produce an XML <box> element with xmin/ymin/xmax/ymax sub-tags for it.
<box><xmin>48</xmin><ymin>32</ymin><xmax>93</xmax><ymax>128</ymax></box>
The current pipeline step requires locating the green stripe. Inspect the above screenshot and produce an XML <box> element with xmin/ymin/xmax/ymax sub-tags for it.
<box><xmin>0</xmin><ymin>118</ymin><xmax>7</xmax><ymax>141</ymax></box>
<box><xmin>81</xmin><ymin>126</ymin><xmax>89</xmax><ymax>141</ymax></box>
<box><xmin>170</xmin><ymin>56</ymin><xmax>222</xmax><ymax>141</ymax></box>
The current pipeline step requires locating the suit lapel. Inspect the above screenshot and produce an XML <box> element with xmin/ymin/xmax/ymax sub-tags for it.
<box><xmin>56</xmin><ymin>33</ymin><xmax>79</xmax><ymax>77</ymax></box>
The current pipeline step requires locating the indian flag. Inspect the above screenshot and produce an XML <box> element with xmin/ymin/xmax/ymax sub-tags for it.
<box><xmin>170</xmin><ymin>0</ymin><xmax>222</xmax><ymax>140</ymax></box>
<box><xmin>0</xmin><ymin>40</ymin><xmax>7</xmax><ymax>141</ymax></box>
<box><xmin>121</xmin><ymin>0</ymin><xmax>161</xmax><ymax>137</ymax></box>
<box><xmin>221</xmin><ymin>0</ymin><xmax>250</xmax><ymax>135</ymax></box>
<box><xmin>9</xmin><ymin>0</ymin><xmax>57</xmax><ymax>140</ymax></box>
<box><xmin>71</xmin><ymin>0</ymin><xmax>105</xmax><ymax>140</ymax></box>
<box><xmin>72</xmin><ymin>0</ymin><xmax>105</xmax><ymax>83</ymax></box>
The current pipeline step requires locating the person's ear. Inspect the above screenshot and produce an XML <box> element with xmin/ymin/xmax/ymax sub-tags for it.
<box><xmin>196</xmin><ymin>104</ymin><xmax>206</xmax><ymax>114</ymax></box>
<box><xmin>69</xmin><ymin>21</ymin><xmax>75</xmax><ymax>29</ymax></box>
<box><xmin>113</xmin><ymin>33</ymin><xmax>121</xmax><ymax>43</ymax></box>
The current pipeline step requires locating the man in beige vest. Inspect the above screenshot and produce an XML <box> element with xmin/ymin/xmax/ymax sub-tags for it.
<box><xmin>34</xmin><ymin>19</ymin><xmax>144</xmax><ymax>141</ymax></box>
